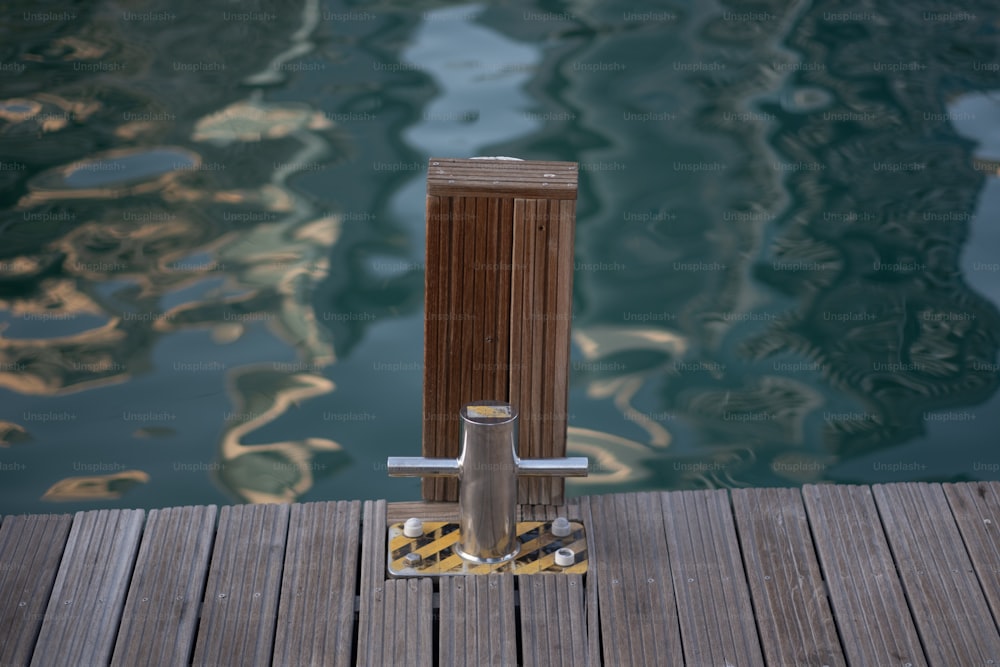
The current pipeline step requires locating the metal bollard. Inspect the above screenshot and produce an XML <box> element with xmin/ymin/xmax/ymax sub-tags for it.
<box><xmin>387</xmin><ymin>400</ymin><xmax>588</xmax><ymax>564</ymax></box>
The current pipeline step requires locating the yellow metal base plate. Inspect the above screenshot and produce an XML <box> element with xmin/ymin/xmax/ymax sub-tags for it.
<box><xmin>387</xmin><ymin>520</ymin><xmax>588</xmax><ymax>577</ymax></box>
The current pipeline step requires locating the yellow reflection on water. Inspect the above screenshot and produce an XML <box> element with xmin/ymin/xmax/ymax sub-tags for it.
<box><xmin>217</xmin><ymin>369</ymin><xmax>344</xmax><ymax>504</ymax></box>
<box><xmin>574</xmin><ymin>324</ymin><xmax>687</xmax><ymax>448</ymax></box>
<box><xmin>43</xmin><ymin>470</ymin><xmax>150</xmax><ymax>501</ymax></box>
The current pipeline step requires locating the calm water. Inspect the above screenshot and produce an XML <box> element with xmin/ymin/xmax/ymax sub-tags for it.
<box><xmin>2</xmin><ymin>0</ymin><xmax>999</xmax><ymax>515</ymax></box>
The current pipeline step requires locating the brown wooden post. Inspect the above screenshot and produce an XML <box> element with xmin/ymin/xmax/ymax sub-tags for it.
<box><xmin>423</xmin><ymin>157</ymin><xmax>578</xmax><ymax>504</ymax></box>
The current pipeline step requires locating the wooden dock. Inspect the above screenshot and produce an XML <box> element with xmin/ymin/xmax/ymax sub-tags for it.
<box><xmin>1</xmin><ymin>481</ymin><xmax>999</xmax><ymax>666</ymax></box>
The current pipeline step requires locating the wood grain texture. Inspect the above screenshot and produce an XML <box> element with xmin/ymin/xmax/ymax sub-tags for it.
<box><xmin>30</xmin><ymin>509</ymin><xmax>144</xmax><ymax>667</ymax></box>
<box><xmin>0</xmin><ymin>513</ymin><xmax>72</xmax><ymax>666</ymax></box>
<box><xmin>732</xmin><ymin>487</ymin><xmax>845</xmax><ymax>667</ymax></box>
<box><xmin>387</xmin><ymin>500</ymin><xmax>459</xmax><ymax>523</ymax></box>
<box><xmin>494</xmin><ymin>196</ymin><xmax>514</xmax><ymax>407</ymax></box>
<box><xmin>422</xmin><ymin>194</ymin><xmax>447</xmax><ymax>501</ymax></box>
<box><xmin>803</xmin><ymin>484</ymin><xmax>927</xmax><ymax>666</ymax></box>
<box><xmin>582</xmin><ymin>493</ymin><xmax>682</xmax><ymax>666</ymax></box>
<box><xmin>111</xmin><ymin>505</ymin><xmax>216</xmax><ymax>667</ymax></box>
<box><xmin>581</xmin><ymin>499</ymin><xmax>602</xmax><ymax>667</ymax></box>
<box><xmin>191</xmin><ymin>503</ymin><xmax>289</xmax><ymax>667</ymax></box>
<box><xmin>874</xmin><ymin>482</ymin><xmax>1000</xmax><ymax>665</ymax></box>
<box><xmin>356</xmin><ymin>499</ymin><xmax>388</xmax><ymax>665</ymax></box>
<box><xmin>427</xmin><ymin>158</ymin><xmax>577</xmax><ymax>199</ymax></box>
<box><xmin>359</xmin><ymin>578</ymin><xmax>433</xmax><ymax>667</ymax></box>
<box><xmin>943</xmin><ymin>481</ymin><xmax>1000</xmax><ymax>629</ymax></box>
<box><xmin>662</xmin><ymin>490</ymin><xmax>764</xmax><ymax>666</ymax></box>
<box><xmin>519</xmin><ymin>574</ymin><xmax>588</xmax><ymax>667</ymax></box>
<box><xmin>510</xmin><ymin>197</ymin><xmax>575</xmax><ymax>504</ymax></box>
<box><xmin>439</xmin><ymin>574</ymin><xmax>517</xmax><ymax>666</ymax></box>
<box><xmin>272</xmin><ymin>501</ymin><xmax>361</xmax><ymax>667</ymax></box>
<box><xmin>13</xmin><ymin>483</ymin><xmax>1000</xmax><ymax>665</ymax></box>
<box><xmin>510</xmin><ymin>197</ymin><xmax>540</xmax><ymax>504</ymax></box>
<box><xmin>518</xmin><ymin>500</ymin><xmax>580</xmax><ymax>522</ymax></box>
<box><xmin>548</xmin><ymin>198</ymin><xmax>576</xmax><ymax>505</ymax></box>
<box><xmin>421</xmin><ymin>159</ymin><xmax>578</xmax><ymax>504</ymax></box>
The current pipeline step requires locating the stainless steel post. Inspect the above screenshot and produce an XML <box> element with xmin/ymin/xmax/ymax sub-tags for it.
<box><xmin>456</xmin><ymin>402</ymin><xmax>520</xmax><ymax>563</ymax></box>
<box><xmin>386</xmin><ymin>400</ymin><xmax>588</xmax><ymax>564</ymax></box>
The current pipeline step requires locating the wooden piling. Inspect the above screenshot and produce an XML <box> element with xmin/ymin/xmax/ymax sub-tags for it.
<box><xmin>422</xmin><ymin>158</ymin><xmax>578</xmax><ymax>504</ymax></box>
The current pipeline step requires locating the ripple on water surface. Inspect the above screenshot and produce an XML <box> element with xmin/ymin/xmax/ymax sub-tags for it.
<box><xmin>26</xmin><ymin>146</ymin><xmax>201</xmax><ymax>196</ymax></box>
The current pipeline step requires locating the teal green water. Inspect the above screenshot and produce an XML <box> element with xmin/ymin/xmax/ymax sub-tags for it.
<box><xmin>2</xmin><ymin>0</ymin><xmax>1000</xmax><ymax>515</ymax></box>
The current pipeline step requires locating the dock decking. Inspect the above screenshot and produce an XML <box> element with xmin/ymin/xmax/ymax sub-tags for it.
<box><xmin>1</xmin><ymin>481</ymin><xmax>999</xmax><ymax>666</ymax></box>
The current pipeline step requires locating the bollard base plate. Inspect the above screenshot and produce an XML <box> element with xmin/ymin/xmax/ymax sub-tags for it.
<box><xmin>387</xmin><ymin>519</ymin><xmax>587</xmax><ymax>577</ymax></box>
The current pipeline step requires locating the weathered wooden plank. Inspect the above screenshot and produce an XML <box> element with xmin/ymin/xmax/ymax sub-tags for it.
<box><xmin>427</xmin><ymin>158</ymin><xmax>578</xmax><ymax>199</ymax></box>
<box><xmin>537</xmin><ymin>199</ymin><xmax>559</xmax><ymax>504</ymax></box>
<box><xmin>803</xmin><ymin>484</ymin><xmax>927</xmax><ymax>666</ymax></box>
<box><xmin>192</xmin><ymin>503</ymin><xmax>289</xmax><ymax>667</ymax></box>
<box><xmin>521</xmin><ymin>487</ymin><xmax>589</xmax><ymax>663</ymax></box>
<box><xmin>493</xmin><ymin>196</ymin><xmax>514</xmax><ymax>406</ymax></box>
<box><xmin>943</xmin><ymin>481</ymin><xmax>1000</xmax><ymax>627</ymax></box>
<box><xmin>519</xmin><ymin>574</ymin><xmax>587</xmax><ymax>667</ymax></box>
<box><xmin>479</xmin><ymin>196</ymin><xmax>498</xmax><ymax>404</ymax></box>
<box><xmin>356</xmin><ymin>500</ymin><xmax>433</xmax><ymax>667</ymax></box>
<box><xmin>581</xmin><ymin>501</ymin><xmax>601</xmax><ymax>667</ymax></box>
<box><xmin>387</xmin><ymin>501</ymin><xmax>579</xmax><ymax>524</ymax></box>
<box><xmin>422</xmin><ymin>193</ymin><xmax>448</xmax><ymax>502</ymax></box>
<box><xmin>442</xmin><ymin>192</ymin><xmax>463</xmax><ymax>503</ymax></box>
<box><xmin>510</xmin><ymin>196</ymin><xmax>575</xmax><ymax>505</ymax></box>
<box><xmin>874</xmin><ymin>482</ymin><xmax>1000</xmax><ymax>665</ymax></box>
<box><xmin>273</xmin><ymin>501</ymin><xmax>361</xmax><ymax>667</ymax></box>
<box><xmin>732</xmin><ymin>487</ymin><xmax>845</xmax><ymax>667</ymax></box>
<box><xmin>548</xmin><ymin>197</ymin><xmax>575</xmax><ymax>506</ymax></box>
<box><xmin>469</xmin><ymin>196</ymin><xmax>488</xmax><ymax>405</ymax></box>
<box><xmin>518</xmin><ymin>501</ymin><xmax>578</xmax><ymax>522</ymax></box>
<box><xmin>539</xmin><ymin>201</ymin><xmax>559</xmax><ymax>493</ymax></box>
<box><xmin>457</xmin><ymin>196</ymin><xmax>477</xmax><ymax>416</ymax></box>
<box><xmin>356</xmin><ymin>499</ymin><xmax>388</xmax><ymax>665</ymax></box>
<box><xmin>387</xmin><ymin>501</ymin><xmax>459</xmax><ymax>523</ymax></box>
<box><xmin>30</xmin><ymin>509</ymin><xmax>144</xmax><ymax>667</ymax></box>
<box><xmin>440</xmin><ymin>191</ymin><xmax>466</xmax><ymax>502</ymax></box>
<box><xmin>439</xmin><ymin>574</ymin><xmax>517</xmax><ymax>666</ymax></box>
<box><xmin>582</xmin><ymin>493</ymin><xmax>682</xmax><ymax>666</ymax></box>
<box><xmin>511</xmin><ymin>197</ymin><xmax>540</xmax><ymax>504</ymax></box>
<box><xmin>0</xmin><ymin>513</ymin><xmax>72</xmax><ymax>666</ymax></box>
<box><xmin>661</xmin><ymin>489</ymin><xmax>764</xmax><ymax>666</ymax></box>
<box><xmin>360</xmin><ymin>578</ymin><xmax>433</xmax><ymax>667</ymax></box>
<box><xmin>111</xmin><ymin>505</ymin><xmax>217</xmax><ymax>667</ymax></box>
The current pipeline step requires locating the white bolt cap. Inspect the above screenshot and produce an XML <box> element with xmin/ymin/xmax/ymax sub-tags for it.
<box><xmin>404</xmin><ymin>552</ymin><xmax>422</xmax><ymax>565</ymax></box>
<box><xmin>555</xmin><ymin>547</ymin><xmax>575</xmax><ymax>567</ymax></box>
<box><xmin>403</xmin><ymin>517</ymin><xmax>424</xmax><ymax>538</ymax></box>
<box><xmin>551</xmin><ymin>517</ymin><xmax>571</xmax><ymax>537</ymax></box>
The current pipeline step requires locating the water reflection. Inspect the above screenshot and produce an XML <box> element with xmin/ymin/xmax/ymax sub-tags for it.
<box><xmin>401</xmin><ymin>4</ymin><xmax>541</xmax><ymax>154</ymax></box>
<box><xmin>573</xmin><ymin>324</ymin><xmax>687</xmax><ymax>448</ymax></box>
<box><xmin>1</xmin><ymin>0</ymin><xmax>368</xmax><ymax>508</ymax></box>
<box><xmin>738</xmin><ymin>0</ymin><xmax>1000</xmax><ymax>465</ymax></box>
<box><xmin>546</xmin><ymin>0</ymin><xmax>1000</xmax><ymax>490</ymax></box>
<box><xmin>43</xmin><ymin>470</ymin><xmax>149</xmax><ymax>501</ymax></box>
<box><xmin>2</xmin><ymin>0</ymin><xmax>999</xmax><ymax>512</ymax></box>
<box><xmin>217</xmin><ymin>368</ymin><xmax>348</xmax><ymax>504</ymax></box>
<box><xmin>0</xmin><ymin>421</ymin><xmax>31</xmax><ymax>446</ymax></box>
